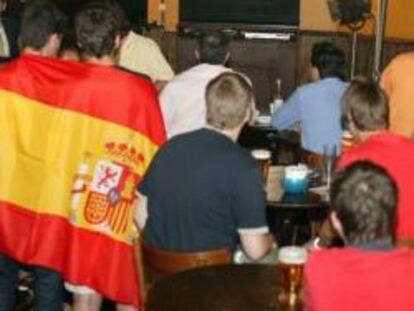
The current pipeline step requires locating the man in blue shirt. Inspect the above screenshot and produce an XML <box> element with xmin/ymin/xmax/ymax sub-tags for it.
<box><xmin>272</xmin><ymin>42</ymin><xmax>347</xmax><ymax>154</ymax></box>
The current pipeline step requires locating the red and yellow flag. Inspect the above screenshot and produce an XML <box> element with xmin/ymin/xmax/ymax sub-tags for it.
<box><xmin>0</xmin><ymin>54</ymin><xmax>165</xmax><ymax>307</ymax></box>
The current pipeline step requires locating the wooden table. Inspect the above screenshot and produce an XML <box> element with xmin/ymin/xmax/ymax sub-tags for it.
<box><xmin>146</xmin><ymin>264</ymin><xmax>302</xmax><ymax>311</ymax></box>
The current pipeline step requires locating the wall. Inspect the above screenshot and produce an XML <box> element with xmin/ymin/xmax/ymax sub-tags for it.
<box><xmin>300</xmin><ymin>0</ymin><xmax>414</xmax><ymax>40</ymax></box>
<box><xmin>148</xmin><ymin>0</ymin><xmax>414</xmax><ymax>40</ymax></box>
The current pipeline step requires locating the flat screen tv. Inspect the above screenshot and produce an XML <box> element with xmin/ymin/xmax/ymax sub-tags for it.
<box><xmin>180</xmin><ymin>0</ymin><xmax>300</xmax><ymax>27</ymax></box>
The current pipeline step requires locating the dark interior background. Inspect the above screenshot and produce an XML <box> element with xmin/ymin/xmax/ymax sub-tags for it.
<box><xmin>180</xmin><ymin>0</ymin><xmax>300</xmax><ymax>26</ymax></box>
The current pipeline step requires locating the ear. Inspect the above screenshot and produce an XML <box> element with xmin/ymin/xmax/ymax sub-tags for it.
<box><xmin>330</xmin><ymin>212</ymin><xmax>345</xmax><ymax>240</ymax></box>
<box><xmin>223</xmin><ymin>52</ymin><xmax>230</xmax><ymax>65</ymax></box>
<box><xmin>310</xmin><ymin>66</ymin><xmax>320</xmax><ymax>81</ymax></box>
<box><xmin>195</xmin><ymin>50</ymin><xmax>200</xmax><ymax>63</ymax></box>
<box><xmin>114</xmin><ymin>34</ymin><xmax>121</xmax><ymax>50</ymax></box>
<box><xmin>45</xmin><ymin>33</ymin><xmax>62</xmax><ymax>57</ymax></box>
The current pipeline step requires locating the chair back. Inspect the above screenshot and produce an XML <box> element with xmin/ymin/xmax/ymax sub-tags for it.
<box><xmin>140</xmin><ymin>240</ymin><xmax>232</xmax><ymax>283</ymax></box>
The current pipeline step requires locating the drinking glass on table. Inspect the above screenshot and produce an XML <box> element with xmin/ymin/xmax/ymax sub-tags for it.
<box><xmin>251</xmin><ymin>149</ymin><xmax>271</xmax><ymax>186</ymax></box>
<box><xmin>322</xmin><ymin>144</ymin><xmax>337</xmax><ymax>187</ymax></box>
<box><xmin>278</xmin><ymin>246</ymin><xmax>308</xmax><ymax>307</ymax></box>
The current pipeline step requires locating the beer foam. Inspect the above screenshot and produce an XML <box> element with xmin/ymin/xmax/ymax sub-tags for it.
<box><xmin>278</xmin><ymin>246</ymin><xmax>307</xmax><ymax>265</ymax></box>
<box><xmin>251</xmin><ymin>149</ymin><xmax>271</xmax><ymax>160</ymax></box>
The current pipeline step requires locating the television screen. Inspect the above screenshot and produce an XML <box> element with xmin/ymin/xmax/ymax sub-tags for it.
<box><xmin>180</xmin><ymin>0</ymin><xmax>300</xmax><ymax>26</ymax></box>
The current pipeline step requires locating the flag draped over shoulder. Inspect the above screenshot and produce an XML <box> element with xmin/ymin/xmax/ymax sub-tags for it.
<box><xmin>0</xmin><ymin>54</ymin><xmax>165</xmax><ymax>307</ymax></box>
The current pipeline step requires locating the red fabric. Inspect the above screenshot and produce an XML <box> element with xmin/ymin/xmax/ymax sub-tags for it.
<box><xmin>0</xmin><ymin>202</ymin><xmax>139</xmax><ymax>306</ymax></box>
<box><xmin>338</xmin><ymin>132</ymin><xmax>414</xmax><ymax>239</ymax></box>
<box><xmin>0</xmin><ymin>54</ymin><xmax>165</xmax><ymax>145</ymax></box>
<box><xmin>304</xmin><ymin>248</ymin><xmax>414</xmax><ymax>311</ymax></box>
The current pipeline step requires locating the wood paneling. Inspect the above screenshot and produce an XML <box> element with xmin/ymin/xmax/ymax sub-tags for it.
<box><xmin>149</xmin><ymin>30</ymin><xmax>414</xmax><ymax>105</ymax></box>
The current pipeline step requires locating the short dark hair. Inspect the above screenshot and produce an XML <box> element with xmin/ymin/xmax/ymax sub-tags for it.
<box><xmin>198</xmin><ymin>32</ymin><xmax>231</xmax><ymax>65</ymax></box>
<box><xmin>206</xmin><ymin>72</ymin><xmax>253</xmax><ymax>130</ymax></box>
<box><xmin>75</xmin><ymin>2</ymin><xmax>123</xmax><ymax>58</ymax></box>
<box><xmin>311</xmin><ymin>41</ymin><xmax>346</xmax><ymax>80</ymax></box>
<box><xmin>331</xmin><ymin>161</ymin><xmax>397</xmax><ymax>245</ymax></box>
<box><xmin>20</xmin><ymin>0</ymin><xmax>66</xmax><ymax>50</ymax></box>
<box><xmin>342</xmin><ymin>80</ymin><xmax>389</xmax><ymax>131</ymax></box>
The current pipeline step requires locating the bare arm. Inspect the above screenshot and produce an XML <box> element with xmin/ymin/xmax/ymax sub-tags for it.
<box><xmin>239</xmin><ymin>231</ymin><xmax>274</xmax><ymax>261</ymax></box>
<box><xmin>134</xmin><ymin>192</ymin><xmax>148</xmax><ymax>231</ymax></box>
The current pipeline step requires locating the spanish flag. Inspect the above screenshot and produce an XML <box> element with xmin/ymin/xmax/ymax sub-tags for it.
<box><xmin>0</xmin><ymin>54</ymin><xmax>165</xmax><ymax>306</ymax></box>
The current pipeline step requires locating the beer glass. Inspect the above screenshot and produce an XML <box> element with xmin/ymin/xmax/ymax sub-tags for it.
<box><xmin>322</xmin><ymin>144</ymin><xmax>337</xmax><ymax>187</ymax></box>
<box><xmin>278</xmin><ymin>246</ymin><xmax>307</xmax><ymax>306</ymax></box>
<box><xmin>251</xmin><ymin>149</ymin><xmax>271</xmax><ymax>186</ymax></box>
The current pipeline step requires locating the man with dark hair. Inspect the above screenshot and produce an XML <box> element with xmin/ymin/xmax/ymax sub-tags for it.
<box><xmin>271</xmin><ymin>41</ymin><xmax>347</xmax><ymax>154</ymax></box>
<box><xmin>19</xmin><ymin>0</ymin><xmax>65</xmax><ymax>54</ymax></box>
<box><xmin>160</xmin><ymin>31</ymin><xmax>233</xmax><ymax>138</ymax></box>
<box><xmin>65</xmin><ymin>2</ymin><xmax>165</xmax><ymax>310</ymax></box>
<box><xmin>329</xmin><ymin>161</ymin><xmax>396</xmax><ymax>247</ymax></box>
<box><xmin>304</xmin><ymin>161</ymin><xmax>414</xmax><ymax>311</ymax></box>
<box><xmin>74</xmin><ymin>2</ymin><xmax>121</xmax><ymax>62</ymax></box>
<box><xmin>0</xmin><ymin>1</ymin><xmax>66</xmax><ymax>309</ymax></box>
<box><xmin>137</xmin><ymin>72</ymin><xmax>273</xmax><ymax>260</ymax></box>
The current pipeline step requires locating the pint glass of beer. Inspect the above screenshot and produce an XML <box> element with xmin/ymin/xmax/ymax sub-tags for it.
<box><xmin>278</xmin><ymin>246</ymin><xmax>308</xmax><ymax>306</ymax></box>
<box><xmin>251</xmin><ymin>149</ymin><xmax>271</xmax><ymax>186</ymax></box>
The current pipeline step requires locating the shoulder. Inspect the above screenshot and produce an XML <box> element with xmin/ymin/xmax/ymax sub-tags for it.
<box><xmin>125</xmin><ymin>31</ymin><xmax>161</xmax><ymax>50</ymax></box>
<box><xmin>386</xmin><ymin>52</ymin><xmax>414</xmax><ymax>69</ymax></box>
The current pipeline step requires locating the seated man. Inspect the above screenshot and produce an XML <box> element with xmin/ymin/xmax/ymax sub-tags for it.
<box><xmin>271</xmin><ymin>41</ymin><xmax>347</xmax><ymax>154</ymax></box>
<box><xmin>304</xmin><ymin>161</ymin><xmax>414</xmax><ymax>311</ymax></box>
<box><xmin>160</xmin><ymin>31</ymin><xmax>232</xmax><ymax>139</ymax></box>
<box><xmin>137</xmin><ymin>72</ymin><xmax>273</xmax><ymax>260</ymax></box>
<box><xmin>338</xmin><ymin>81</ymin><xmax>414</xmax><ymax>244</ymax></box>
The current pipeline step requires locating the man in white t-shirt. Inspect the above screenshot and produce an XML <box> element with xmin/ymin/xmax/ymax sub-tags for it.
<box><xmin>160</xmin><ymin>32</ymin><xmax>232</xmax><ymax>138</ymax></box>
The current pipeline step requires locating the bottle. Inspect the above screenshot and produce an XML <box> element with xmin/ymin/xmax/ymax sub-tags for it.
<box><xmin>270</xmin><ymin>79</ymin><xmax>284</xmax><ymax>114</ymax></box>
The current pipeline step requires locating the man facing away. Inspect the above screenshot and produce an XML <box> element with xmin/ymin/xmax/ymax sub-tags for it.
<box><xmin>380</xmin><ymin>52</ymin><xmax>414</xmax><ymax>137</ymax></box>
<box><xmin>160</xmin><ymin>31</ymin><xmax>232</xmax><ymax>139</ymax></box>
<box><xmin>0</xmin><ymin>1</ymin><xmax>66</xmax><ymax>309</ymax></box>
<box><xmin>66</xmin><ymin>2</ymin><xmax>165</xmax><ymax>310</ymax></box>
<box><xmin>338</xmin><ymin>81</ymin><xmax>414</xmax><ymax>245</ymax></box>
<box><xmin>305</xmin><ymin>161</ymin><xmax>414</xmax><ymax>311</ymax></box>
<box><xmin>271</xmin><ymin>41</ymin><xmax>347</xmax><ymax>154</ymax></box>
<box><xmin>137</xmin><ymin>72</ymin><xmax>274</xmax><ymax>260</ymax></box>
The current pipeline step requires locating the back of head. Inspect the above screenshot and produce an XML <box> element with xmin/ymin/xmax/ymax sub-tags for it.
<box><xmin>342</xmin><ymin>80</ymin><xmax>389</xmax><ymax>132</ymax></box>
<box><xmin>206</xmin><ymin>72</ymin><xmax>253</xmax><ymax>130</ymax></box>
<box><xmin>311</xmin><ymin>41</ymin><xmax>345</xmax><ymax>80</ymax></box>
<box><xmin>20</xmin><ymin>0</ymin><xmax>65</xmax><ymax>51</ymax></box>
<box><xmin>331</xmin><ymin>161</ymin><xmax>397</xmax><ymax>245</ymax></box>
<box><xmin>198</xmin><ymin>32</ymin><xmax>230</xmax><ymax>65</ymax></box>
<box><xmin>75</xmin><ymin>1</ymin><xmax>123</xmax><ymax>58</ymax></box>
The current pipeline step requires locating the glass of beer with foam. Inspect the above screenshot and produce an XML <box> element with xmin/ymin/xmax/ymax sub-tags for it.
<box><xmin>251</xmin><ymin>149</ymin><xmax>271</xmax><ymax>186</ymax></box>
<box><xmin>278</xmin><ymin>246</ymin><xmax>307</xmax><ymax>306</ymax></box>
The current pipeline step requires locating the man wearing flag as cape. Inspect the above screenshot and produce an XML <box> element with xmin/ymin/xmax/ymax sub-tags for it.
<box><xmin>0</xmin><ymin>1</ymin><xmax>165</xmax><ymax>309</ymax></box>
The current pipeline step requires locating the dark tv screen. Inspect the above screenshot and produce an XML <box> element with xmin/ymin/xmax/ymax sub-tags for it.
<box><xmin>180</xmin><ymin>0</ymin><xmax>300</xmax><ymax>26</ymax></box>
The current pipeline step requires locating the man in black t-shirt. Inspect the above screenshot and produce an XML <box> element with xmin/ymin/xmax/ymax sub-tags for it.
<box><xmin>137</xmin><ymin>72</ymin><xmax>274</xmax><ymax>260</ymax></box>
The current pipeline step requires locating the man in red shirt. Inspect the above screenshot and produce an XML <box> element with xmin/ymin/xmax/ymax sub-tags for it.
<box><xmin>337</xmin><ymin>81</ymin><xmax>414</xmax><ymax>244</ymax></box>
<box><xmin>305</xmin><ymin>161</ymin><xmax>414</xmax><ymax>311</ymax></box>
